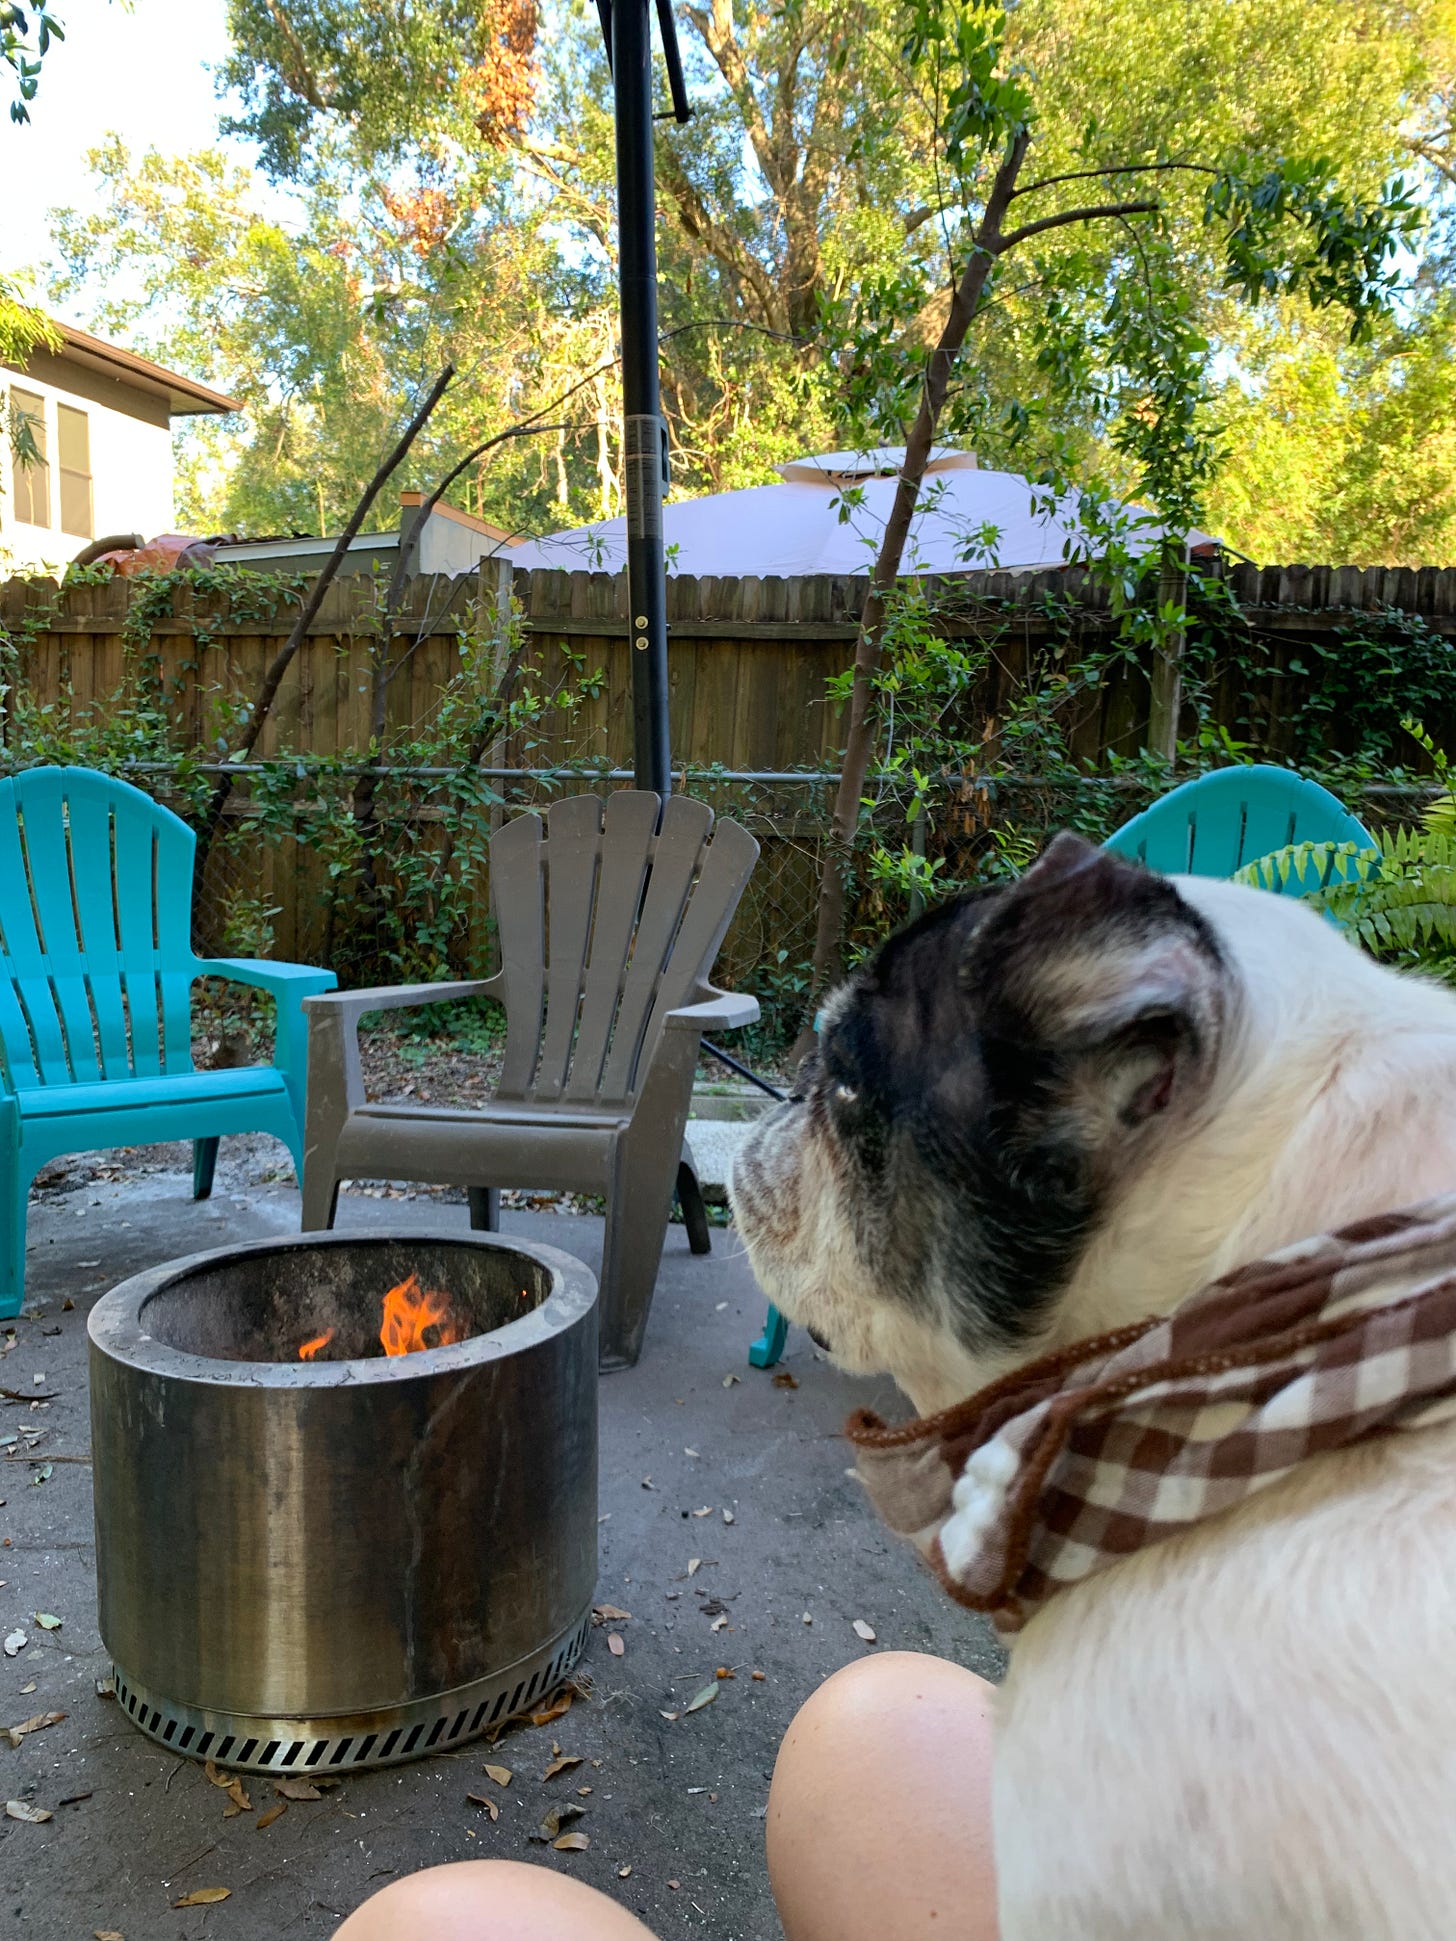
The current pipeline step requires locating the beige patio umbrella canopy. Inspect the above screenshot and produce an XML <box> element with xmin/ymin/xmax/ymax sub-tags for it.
<box><xmin>502</xmin><ymin>447</ymin><xmax>1215</xmax><ymax>577</ymax></box>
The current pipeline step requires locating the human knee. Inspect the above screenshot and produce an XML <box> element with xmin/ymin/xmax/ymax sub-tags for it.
<box><xmin>335</xmin><ymin>1859</ymin><xmax>659</xmax><ymax>1940</ymax></box>
<box><xmin>770</xmin><ymin>1653</ymin><xmax>994</xmax><ymax>1827</ymax></box>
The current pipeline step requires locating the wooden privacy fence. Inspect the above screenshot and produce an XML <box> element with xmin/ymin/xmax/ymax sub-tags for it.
<box><xmin>3</xmin><ymin>558</ymin><xmax>1456</xmax><ymax>1008</ymax></box>
<box><xmin>7</xmin><ymin>557</ymin><xmax>1456</xmax><ymax>773</ymax></box>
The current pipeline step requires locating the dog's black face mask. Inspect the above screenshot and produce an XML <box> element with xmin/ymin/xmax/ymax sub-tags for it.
<box><xmin>730</xmin><ymin>834</ymin><xmax>1231</xmax><ymax>1407</ymax></box>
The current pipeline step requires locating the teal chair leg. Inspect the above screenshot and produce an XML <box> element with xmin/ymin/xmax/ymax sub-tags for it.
<box><xmin>192</xmin><ymin>1137</ymin><xmax>219</xmax><ymax>1200</ymax></box>
<box><xmin>1</xmin><ymin>1160</ymin><xmax>28</xmax><ymax>1321</ymax></box>
<box><xmin>749</xmin><ymin>1303</ymin><xmax>790</xmax><ymax>1369</ymax></box>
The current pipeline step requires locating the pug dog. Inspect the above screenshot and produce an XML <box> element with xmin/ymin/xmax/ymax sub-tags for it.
<box><xmin>731</xmin><ymin>833</ymin><xmax>1456</xmax><ymax>1939</ymax></box>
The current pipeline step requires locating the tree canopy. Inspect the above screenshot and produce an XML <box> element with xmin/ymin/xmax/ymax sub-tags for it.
<box><xmin>30</xmin><ymin>0</ymin><xmax>1456</xmax><ymax>563</ymax></box>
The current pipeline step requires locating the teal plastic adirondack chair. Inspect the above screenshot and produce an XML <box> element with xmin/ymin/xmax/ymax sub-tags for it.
<box><xmin>749</xmin><ymin>764</ymin><xmax>1375</xmax><ymax>1369</ymax></box>
<box><xmin>0</xmin><ymin>767</ymin><xmax>336</xmax><ymax>1316</ymax></box>
<box><xmin>1103</xmin><ymin>764</ymin><xmax>1375</xmax><ymax>885</ymax></box>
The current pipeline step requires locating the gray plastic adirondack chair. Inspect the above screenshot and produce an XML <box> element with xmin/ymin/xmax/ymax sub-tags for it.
<box><xmin>301</xmin><ymin>791</ymin><xmax>760</xmax><ymax>1369</ymax></box>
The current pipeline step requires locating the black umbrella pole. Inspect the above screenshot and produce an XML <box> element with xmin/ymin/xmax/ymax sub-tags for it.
<box><xmin>611</xmin><ymin>0</ymin><xmax>672</xmax><ymax>799</ymax></box>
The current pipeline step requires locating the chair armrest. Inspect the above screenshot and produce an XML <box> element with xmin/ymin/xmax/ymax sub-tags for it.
<box><xmin>193</xmin><ymin>957</ymin><xmax>338</xmax><ymax>999</ymax></box>
<box><xmin>301</xmin><ymin>976</ymin><xmax>503</xmax><ymax>1023</ymax></box>
<box><xmin>663</xmin><ymin>986</ymin><xmax>761</xmax><ymax>1034</ymax></box>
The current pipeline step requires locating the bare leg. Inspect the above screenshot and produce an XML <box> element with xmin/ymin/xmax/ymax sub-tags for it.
<box><xmin>768</xmin><ymin>1651</ymin><xmax>999</xmax><ymax>1941</ymax></box>
<box><xmin>335</xmin><ymin>1859</ymin><xmax>660</xmax><ymax>1940</ymax></box>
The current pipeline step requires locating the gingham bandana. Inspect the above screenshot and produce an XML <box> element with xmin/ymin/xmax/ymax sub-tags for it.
<box><xmin>847</xmin><ymin>1194</ymin><xmax>1456</xmax><ymax>1637</ymax></box>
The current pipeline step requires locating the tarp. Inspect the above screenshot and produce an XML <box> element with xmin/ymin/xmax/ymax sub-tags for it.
<box><xmin>500</xmin><ymin>448</ymin><xmax>1216</xmax><ymax>579</ymax></box>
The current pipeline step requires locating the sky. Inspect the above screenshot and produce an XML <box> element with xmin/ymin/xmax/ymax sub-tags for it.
<box><xmin>0</xmin><ymin>0</ymin><xmax>252</xmax><ymax>307</ymax></box>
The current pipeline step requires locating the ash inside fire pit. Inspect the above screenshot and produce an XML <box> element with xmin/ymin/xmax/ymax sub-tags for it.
<box><xmin>138</xmin><ymin>1235</ymin><xmax>552</xmax><ymax>1362</ymax></box>
<box><xmin>90</xmin><ymin>1230</ymin><xmax>598</xmax><ymax>1775</ymax></box>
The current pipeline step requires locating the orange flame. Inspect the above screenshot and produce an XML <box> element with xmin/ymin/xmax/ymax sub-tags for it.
<box><xmin>298</xmin><ymin>1328</ymin><xmax>336</xmax><ymax>1361</ymax></box>
<box><xmin>379</xmin><ymin>1271</ymin><xmax>467</xmax><ymax>1357</ymax></box>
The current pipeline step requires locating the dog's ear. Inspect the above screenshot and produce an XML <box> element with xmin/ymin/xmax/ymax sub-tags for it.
<box><xmin>962</xmin><ymin>832</ymin><xmax>1228</xmax><ymax>1135</ymax></box>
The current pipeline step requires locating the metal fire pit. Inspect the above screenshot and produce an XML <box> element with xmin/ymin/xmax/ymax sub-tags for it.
<box><xmin>88</xmin><ymin>1231</ymin><xmax>598</xmax><ymax>1776</ymax></box>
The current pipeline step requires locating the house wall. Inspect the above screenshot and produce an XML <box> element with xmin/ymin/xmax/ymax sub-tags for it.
<box><xmin>0</xmin><ymin>349</ymin><xmax>174</xmax><ymax>574</ymax></box>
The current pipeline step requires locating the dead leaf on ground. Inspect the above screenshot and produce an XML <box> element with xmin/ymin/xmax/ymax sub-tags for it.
<box><xmin>617</xmin><ymin>1865</ymin><xmax>632</xmax><ymax>1878</ymax></box>
<box><xmin>751</xmin><ymin>1669</ymin><xmax>766</xmax><ymax>1681</ymax></box>
<box><xmin>30</xmin><ymin>1464</ymin><xmax>53</xmax><ymax>1485</ymax></box>
<box><xmin>592</xmin><ymin>1604</ymin><xmax>631</xmax><ymax>1624</ymax></box>
<box><xmin>32</xmin><ymin>1612</ymin><xmax>61</xmax><ymax>1631</ymax></box>
<box><xmin>853</xmin><ymin>1618</ymin><xmax>878</xmax><ymax>1643</ymax></box>
<box><xmin>553</xmin><ymin>1830</ymin><xmax>590</xmax><ymax>1851</ymax></box>
<box><xmin>272</xmin><ymin>1777</ymin><xmax>322</xmax><ymax>1801</ymax></box>
<box><xmin>715</xmin><ymin>1667</ymin><xmax>735</xmax><ymax>1680</ymax></box>
<box><xmin>686</xmin><ymin>1558</ymin><xmax>701</xmax><ymax>1578</ymax></box>
<box><xmin>256</xmin><ymin>1801</ymin><xmax>287</xmax><ymax>1830</ymax></box>
<box><xmin>710</xmin><ymin>1615</ymin><xmax>729</xmax><ymax>1633</ymax></box>
<box><xmin>722</xmin><ymin>1509</ymin><xmax>735</xmax><ymax>1524</ymax></box>
<box><xmin>3</xmin><ymin>1629</ymin><xmax>26</xmax><ymax>1656</ymax></box>
<box><xmin>606</xmin><ymin>1632</ymin><xmax>625</xmax><ymax>1658</ymax></box>
<box><xmin>94</xmin><ymin>1930</ymin><xmax>124</xmax><ymax>1939</ymax></box>
<box><xmin>691</xmin><ymin>1506</ymin><xmax>712</xmax><ymax>1517</ymax></box>
<box><xmin>5</xmin><ymin>1799</ymin><xmax>51</xmax><ymax>1822</ymax></box>
<box><xmin>172</xmin><ymin>1888</ymin><xmax>231</xmax><ymax>1908</ymax></box>
<box><xmin>528</xmin><ymin>1687</ymin><xmax>573</xmax><ymax>1728</ymax></box>
<box><xmin>722</xmin><ymin>1373</ymin><xmax>740</xmax><ymax>1387</ymax></box>
<box><xmin>482</xmin><ymin>1763</ymin><xmax>513</xmax><ymax>1787</ymax></box>
<box><xmin>684</xmin><ymin>1683</ymin><xmax>718</xmax><ymax>1714</ymax></box>
<box><xmin>5</xmin><ymin>1710</ymin><xmax>65</xmax><ymax>1748</ymax></box>
<box><xmin>772</xmin><ymin>1371</ymin><xmax>799</xmax><ymax>1390</ymax></box>
<box><xmin>94</xmin><ymin>1675</ymin><xmax>115</xmax><ymax>1700</ymax></box>
<box><xmin>544</xmin><ymin>1753</ymin><xmax>583</xmax><ymax>1780</ymax></box>
<box><xmin>466</xmin><ymin>1792</ymin><xmax>500</xmax><ymax>1822</ymax></box>
<box><xmin>204</xmin><ymin>1760</ymin><xmax>251</xmax><ymax>1816</ymax></box>
<box><xmin>532</xmin><ymin>1800</ymin><xmax>586</xmax><ymax>1842</ymax></box>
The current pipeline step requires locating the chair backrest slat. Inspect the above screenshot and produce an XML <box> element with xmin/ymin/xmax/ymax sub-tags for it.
<box><xmin>0</xmin><ymin>768</ymin><xmax>200</xmax><ymax>1088</ymax></box>
<box><xmin>0</xmin><ymin>780</ymin><xmax>69</xmax><ymax>1088</ymax></box>
<box><xmin>64</xmin><ymin>787</ymin><xmax>132</xmax><ymax>1076</ymax></box>
<box><xmin>532</xmin><ymin>795</ymin><xmax>609</xmax><ymax>1101</ymax></box>
<box><xmin>563</xmin><ymin>792</ymin><xmax>659</xmax><ymax>1103</ymax></box>
<box><xmin>492</xmin><ymin>811</ymin><xmax>548</xmax><ymax>1099</ymax></box>
<box><xmin>18</xmin><ymin>771</ymin><xmax>107</xmax><ymax>1083</ymax></box>
<box><xmin>597</xmin><ymin>795</ymin><xmax>715</xmax><ymax>1103</ymax></box>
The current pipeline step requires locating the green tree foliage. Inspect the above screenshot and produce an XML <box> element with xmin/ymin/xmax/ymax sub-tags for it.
<box><xmin>34</xmin><ymin>0</ymin><xmax>1456</xmax><ymax>561</ymax></box>
<box><xmin>3</xmin><ymin>1</ymin><xmax>64</xmax><ymax>124</ymax></box>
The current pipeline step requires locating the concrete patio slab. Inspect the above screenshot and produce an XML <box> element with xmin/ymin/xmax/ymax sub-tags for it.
<box><xmin>1</xmin><ymin>1157</ymin><xmax>999</xmax><ymax>1940</ymax></box>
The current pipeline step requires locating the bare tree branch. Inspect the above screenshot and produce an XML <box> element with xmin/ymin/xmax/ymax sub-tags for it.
<box><xmin>1009</xmin><ymin>160</ymin><xmax>1221</xmax><ymax>201</ymax></box>
<box><xmin>998</xmin><ymin>199</ymin><xmax>1160</xmax><ymax>252</ymax></box>
<box><xmin>190</xmin><ymin>362</ymin><xmax>456</xmax><ymax>908</ymax></box>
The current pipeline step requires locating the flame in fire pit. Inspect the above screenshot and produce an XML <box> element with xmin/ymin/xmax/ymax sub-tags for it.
<box><xmin>294</xmin><ymin>1273</ymin><xmax>466</xmax><ymax>1362</ymax></box>
<box><xmin>380</xmin><ymin>1272</ymin><xmax>467</xmax><ymax>1357</ymax></box>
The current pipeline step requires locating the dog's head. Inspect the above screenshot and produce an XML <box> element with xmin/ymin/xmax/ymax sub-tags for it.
<box><xmin>730</xmin><ymin>833</ymin><xmax>1236</xmax><ymax>1411</ymax></box>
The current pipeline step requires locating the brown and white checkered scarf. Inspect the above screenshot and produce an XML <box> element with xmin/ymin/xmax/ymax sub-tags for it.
<box><xmin>848</xmin><ymin>1194</ymin><xmax>1456</xmax><ymax>1637</ymax></box>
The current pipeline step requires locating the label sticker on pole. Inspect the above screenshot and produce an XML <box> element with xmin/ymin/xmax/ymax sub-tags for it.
<box><xmin>625</xmin><ymin>414</ymin><xmax>664</xmax><ymax>541</ymax></box>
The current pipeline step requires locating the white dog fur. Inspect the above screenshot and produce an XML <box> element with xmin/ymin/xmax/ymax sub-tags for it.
<box><xmin>737</xmin><ymin>876</ymin><xmax>1456</xmax><ymax>1938</ymax></box>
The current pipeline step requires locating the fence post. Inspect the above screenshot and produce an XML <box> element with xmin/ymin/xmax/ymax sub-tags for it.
<box><xmin>1147</xmin><ymin>545</ymin><xmax>1188</xmax><ymax>765</ymax></box>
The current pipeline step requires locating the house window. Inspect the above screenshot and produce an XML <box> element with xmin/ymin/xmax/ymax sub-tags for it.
<box><xmin>57</xmin><ymin>404</ymin><xmax>92</xmax><ymax>539</ymax></box>
<box><xmin>9</xmin><ymin>388</ymin><xmax>49</xmax><ymax>528</ymax></box>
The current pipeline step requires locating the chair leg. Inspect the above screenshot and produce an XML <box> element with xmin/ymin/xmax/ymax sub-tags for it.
<box><xmin>300</xmin><ymin>1164</ymin><xmax>340</xmax><ymax>1232</ymax></box>
<box><xmin>748</xmin><ymin>1304</ymin><xmax>790</xmax><ymax>1370</ymax></box>
<box><xmin>468</xmin><ymin>1187</ymin><xmax>500</xmax><ymax>1232</ymax></box>
<box><xmin>192</xmin><ymin>1137</ymin><xmax>220</xmax><ymax>1201</ymax></box>
<box><xmin>597</xmin><ymin>1140</ymin><xmax>679</xmax><ymax>1372</ymax></box>
<box><xmin>676</xmin><ymin>1158</ymin><xmax>711</xmax><ymax>1256</ymax></box>
<box><xmin>0</xmin><ymin>1162</ymin><xmax>28</xmax><ymax>1320</ymax></box>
